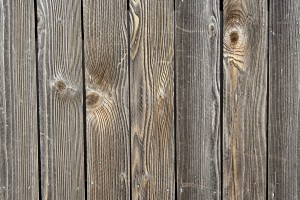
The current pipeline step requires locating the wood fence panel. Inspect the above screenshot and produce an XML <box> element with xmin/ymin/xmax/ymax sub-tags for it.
<box><xmin>175</xmin><ymin>0</ymin><xmax>221</xmax><ymax>199</ymax></box>
<box><xmin>129</xmin><ymin>0</ymin><xmax>175</xmax><ymax>199</ymax></box>
<box><xmin>223</xmin><ymin>0</ymin><xmax>268</xmax><ymax>199</ymax></box>
<box><xmin>83</xmin><ymin>0</ymin><xmax>130</xmax><ymax>199</ymax></box>
<box><xmin>37</xmin><ymin>0</ymin><xmax>85</xmax><ymax>199</ymax></box>
<box><xmin>268</xmin><ymin>0</ymin><xmax>300</xmax><ymax>199</ymax></box>
<box><xmin>0</xmin><ymin>0</ymin><xmax>39</xmax><ymax>199</ymax></box>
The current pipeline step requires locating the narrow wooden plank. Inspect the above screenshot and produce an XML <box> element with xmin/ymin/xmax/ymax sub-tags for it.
<box><xmin>37</xmin><ymin>0</ymin><xmax>85</xmax><ymax>199</ymax></box>
<box><xmin>268</xmin><ymin>0</ymin><xmax>300</xmax><ymax>199</ymax></box>
<box><xmin>223</xmin><ymin>0</ymin><xmax>268</xmax><ymax>199</ymax></box>
<box><xmin>175</xmin><ymin>0</ymin><xmax>221</xmax><ymax>199</ymax></box>
<box><xmin>130</xmin><ymin>0</ymin><xmax>175</xmax><ymax>199</ymax></box>
<box><xmin>0</xmin><ymin>0</ymin><xmax>39</xmax><ymax>199</ymax></box>
<box><xmin>83</xmin><ymin>0</ymin><xmax>130</xmax><ymax>199</ymax></box>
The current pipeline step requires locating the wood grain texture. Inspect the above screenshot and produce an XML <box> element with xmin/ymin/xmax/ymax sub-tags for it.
<box><xmin>223</xmin><ymin>0</ymin><xmax>268</xmax><ymax>199</ymax></box>
<box><xmin>175</xmin><ymin>0</ymin><xmax>221</xmax><ymax>199</ymax></box>
<box><xmin>130</xmin><ymin>0</ymin><xmax>175</xmax><ymax>199</ymax></box>
<box><xmin>37</xmin><ymin>0</ymin><xmax>85</xmax><ymax>199</ymax></box>
<box><xmin>83</xmin><ymin>0</ymin><xmax>130</xmax><ymax>199</ymax></box>
<box><xmin>268</xmin><ymin>0</ymin><xmax>300</xmax><ymax>199</ymax></box>
<box><xmin>0</xmin><ymin>0</ymin><xmax>39</xmax><ymax>199</ymax></box>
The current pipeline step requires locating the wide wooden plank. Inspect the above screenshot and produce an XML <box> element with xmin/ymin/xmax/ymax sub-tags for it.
<box><xmin>175</xmin><ymin>0</ymin><xmax>221</xmax><ymax>199</ymax></box>
<box><xmin>0</xmin><ymin>0</ymin><xmax>39</xmax><ymax>199</ymax></box>
<box><xmin>83</xmin><ymin>0</ymin><xmax>130</xmax><ymax>199</ymax></box>
<box><xmin>223</xmin><ymin>0</ymin><xmax>268</xmax><ymax>199</ymax></box>
<box><xmin>268</xmin><ymin>1</ymin><xmax>300</xmax><ymax>199</ymax></box>
<box><xmin>130</xmin><ymin>0</ymin><xmax>175</xmax><ymax>199</ymax></box>
<box><xmin>37</xmin><ymin>0</ymin><xmax>85</xmax><ymax>199</ymax></box>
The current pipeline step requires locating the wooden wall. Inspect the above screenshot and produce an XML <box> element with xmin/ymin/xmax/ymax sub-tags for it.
<box><xmin>0</xmin><ymin>0</ymin><xmax>299</xmax><ymax>199</ymax></box>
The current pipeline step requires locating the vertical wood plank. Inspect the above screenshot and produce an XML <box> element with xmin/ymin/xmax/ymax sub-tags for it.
<box><xmin>37</xmin><ymin>0</ymin><xmax>85</xmax><ymax>199</ymax></box>
<box><xmin>268</xmin><ymin>0</ymin><xmax>300</xmax><ymax>199</ymax></box>
<box><xmin>175</xmin><ymin>0</ymin><xmax>221</xmax><ymax>199</ymax></box>
<box><xmin>223</xmin><ymin>0</ymin><xmax>268</xmax><ymax>199</ymax></box>
<box><xmin>130</xmin><ymin>0</ymin><xmax>175</xmax><ymax>199</ymax></box>
<box><xmin>83</xmin><ymin>0</ymin><xmax>130</xmax><ymax>199</ymax></box>
<box><xmin>0</xmin><ymin>0</ymin><xmax>39</xmax><ymax>199</ymax></box>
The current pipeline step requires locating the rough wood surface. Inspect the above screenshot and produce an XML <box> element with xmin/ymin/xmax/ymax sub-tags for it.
<box><xmin>83</xmin><ymin>0</ymin><xmax>130</xmax><ymax>199</ymax></box>
<box><xmin>223</xmin><ymin>0</ymin><xmax>268</xmax><ymax>199</ymax></box>
<box><xmin>268</xmin><ymin>0</ymin><xmax>300</xmax><ymax>199</ymax></box>
<box><xmin>37</xmin><ymin>0</ymin><xmax>85</xmax><ymax>199</ymax></box>
<box><xmin>175</xmin><ymin>0</ymin><xmax>221</xmax><ymax>199</ymax></box>
<box><xmin>129</xmin><ymin>0</ymin><xmax>175</xmax><ymax>199</ymax></box>
<box><xmin>0</xmin><ymin>0</ymin><xmax>39</xmax><ymax>199</ymax></box>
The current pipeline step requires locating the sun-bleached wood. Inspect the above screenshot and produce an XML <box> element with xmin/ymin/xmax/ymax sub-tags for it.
<box><xmin>0</xmin><ymin>0</ymin><xmax>39</xmax><ymax>199</ymax></box>
<box><xmin>37</xmin><ymin>0</ymin><xmax>85</xmax><ymax>199</ymax></box>
<box><xmin>83</xmin><ymin>0</ymin><xmax>130</xmax><ymax>199</ymax></box>
<box><xmin>268</xmin><ymin>0</ymin><xmax>300</xmax><ymax>199</ymax></box>
<box><xmin>130</xmin><ymin>0</ymin><xmax>175</xmax><ymax>199</ymax></box>
<box><xmin>223</xmin><ymin>0</ymin><xmax>268</xmax><ymax>199</ymax></box>
<box><xmin>175</xmin><ymin>0</ymin><xmax>221</xmax><ymax>199</ymax></box>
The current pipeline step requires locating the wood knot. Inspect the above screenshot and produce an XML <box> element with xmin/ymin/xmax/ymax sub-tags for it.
<box><xmin>209</xmin><ymin>23</ymin><xmax>216</xmax><ymax>36</ymax></box>
<box><xmin>86</xmin><ymin>91</ymin><xmax>102</xmax><ymax>111</ymax></box>
<box><xmin>230</xmin><ymin>31</ymin><xmax>239</xmax><ymax>45</ymax></box>
<box><xmin>54</xmin><ymin>80</ymin><xmax>66</xmax><ymax>92</ymax></box>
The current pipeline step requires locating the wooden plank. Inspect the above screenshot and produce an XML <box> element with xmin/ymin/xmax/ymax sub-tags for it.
<box><xmin>0</xmin><ymin>0</ymin><xmax>39</xmax><ymax>199</ymax></box>
<box><xmin>175</xmin><ymin>0</ymin><xmax>221</xmax><ymax>199</ymax></box>
<box><xmin>37</xmin><ymin>0</ymin><xmax>85</xmax><ymax>199</ymax></box>
<box><xmin>129</xmin><ymin>0</ymin><xmax>175</xmax><ymax>199</ymax></box>
<box><xmin>223</xmin><ymin>0</ymin><xmax>268</xmax><ymax>199</ymax></box>
<box><xmin>83</xmin><ymin>0</ymin><xmax>130</xmax><ymax>199</ymax></box>
<box><xmin>268</xmin><ymin>0</ymin><xmax>300</xmax><ymax>199</ymax></box>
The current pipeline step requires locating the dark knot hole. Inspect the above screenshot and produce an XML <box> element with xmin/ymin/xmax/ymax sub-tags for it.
<box><xmin>230</xmin><ymin>31</ymin><xmax>239</xmax><ymax>45</ymax></box>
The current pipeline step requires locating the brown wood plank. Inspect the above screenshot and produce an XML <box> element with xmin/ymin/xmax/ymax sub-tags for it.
<box><xmin>268</xmin><ymin>0</ymin><xmax>300</xmax><ymax>199</ymax></box>
<box><xmin>37</xmin><ymin>0</ymin><xmax>85</xmax><ymax>199</ymax></box>
<box><xmin>129</xmin><ymin>0</ymin><xmax>175</xmax><ymax>199</ymax></box>
<box><xmin>0</xmin><ymin>0</ymin><xmax>39</xmax><ymax>199</ymax></box>
<box><xmin>175</xmin><ymin>0</ymin><xmax>221</xmax><ymax>199</ymax></box>
<box><xmin>83</xmin><ymin>0</ymin><xmax>130</xmax><ymax>199</ymax></box>
<box><xmin>223</xmin><ymin>0</ymin><xmax>268</xmax><ymax>199</ymax></box>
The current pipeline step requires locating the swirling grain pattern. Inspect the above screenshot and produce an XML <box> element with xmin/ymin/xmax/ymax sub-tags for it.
<box><xmin>268</xmin><ymin>0</ymin><xmax>300</xmax><ymax>199</ymax></box>
<box><xmin>223</xmin><ymin>0</ymin><xmax>268</xmax><ymax>199</ymax></box>
<box><xmin>130</xmin><ymin>0</ymin><xmax>175</xmax><ymax>199</ymax></box>
<box><xmin>175</xmin><ymin>0</ymin><xmax>221</xmax><ymax>199</ymax></box>
<box><xmin>37</xmin><ymin>0</ymin><xmax>85</xmax><ymax>199</ymax></box>
<box><xmin>0</xmin><ymin>0</ymin><xmax>39</xmax><ymax>199</ymax></box>
<box><xmin>83</xmin><ymin>0</ymin><xmax>130</xmax><ymax>199</ymax></box>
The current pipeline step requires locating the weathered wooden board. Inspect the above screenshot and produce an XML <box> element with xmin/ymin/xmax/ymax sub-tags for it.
<box><xmin>129</xmin><ymin>0</ymin><xmax>175</xmax><ymax>199</ymax></box>
<box><xmin>37</xmin><ymin>0</ymin><xmax>85</xmax><ymax>199</ymax></box>
<box><xmin>0</xmin><ymin>0</ymin><xmax>39</xmax><ymax>199</ymax></box>
<box><xmin>175</xmin><ymin>0</ymin><xmax>221</xmax><ymax>199</ymax></box>
<box><xmin>83</xmin><ymin>0</ymin><xmax>130</xmax><ymax>199</ymax></box>
<box><xmin>268</xmin><ymin>0</ymin><xmax>300</xmax><ymax>199</ymax></box>
<box><xmin>223</xmin><ymin>0</ymin><xmax>268</xmax><ymax>199</ymax></box>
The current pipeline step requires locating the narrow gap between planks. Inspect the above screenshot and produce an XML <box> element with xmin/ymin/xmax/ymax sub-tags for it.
<box><xmin>80</xmin><ymin>0</ymin><xmax>88</xmax><ymax>199</ymax></box>
<box><xmin>33</xmin><ymin>0</ymin><xmax>42</xmax><ymax>199</ymax></box>
<box><xmin>127</xmin><ymin>0</ymin><xmax>133</xmax><ymax>199</ymax></box>
<box><xmin>220</xmin><ymin>4</ymin><xmax>224</xmax><ymax>200</ymax></box>
<box><xmin>173</xmin><ymin>0</ymin><xmax>178</xmax><ymax>199</ymax></box>
<box><xmin>266</xmin><ymin>0</ymin><xmax>270</xmax><ymax>199</ymax></box>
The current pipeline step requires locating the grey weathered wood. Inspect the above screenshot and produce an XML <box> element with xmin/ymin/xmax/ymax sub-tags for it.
<box><xmin>175</xmin><ymin>0</ymin><xmax>221</xmax><ymax>199</ymax></box>
<box><xmin>130</xmin><ymin>0</ymin><xmax>175</xmax><ymax>199</ymax></box>
<box><xmin>223</xmin><ymin>0</ymin><xmax>268</xmax><ymax>199</ymax></box>
<box><xmin>268</xmin><ymin>1</ymin><xmax>300</xmax><ymax>199</ymax></box>
<box><xmin>83</xmin><ymin>0</ymin><xmax>130</xmax><ymax>199</ymax></box>
<box><xmin>0</xmin><ymin>0</ymin><xmax>39</xmax><ymax>199</ymax></box>
<box><xmin>37</xmin><ymin>0</ymin><xmax>85</xmax><ymax>199</ymax></box>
